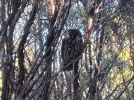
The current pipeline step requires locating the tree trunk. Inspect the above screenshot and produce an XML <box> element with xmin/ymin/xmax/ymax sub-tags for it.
<box><xmin>1</xmin><ymin>0</ymin><xmax>10</xmax><ymax>99</ymax></box>
<box><xmin>73</xmin><ymin>61</ymin><xmax>80</xmax><ymax>100</ymax></box>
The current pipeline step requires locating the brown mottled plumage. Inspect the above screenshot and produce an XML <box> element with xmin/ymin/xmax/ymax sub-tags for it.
<box><xmin>61</xmin><ymin>29</ymin><xmax>83</xmax><ymax>71</ymax></box>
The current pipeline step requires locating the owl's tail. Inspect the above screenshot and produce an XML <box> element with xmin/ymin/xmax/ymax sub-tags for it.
<box><xmin>62</xmin><ymin>61</ymin><xmax>79</xmax><ymax>71</ymax></box>
<box><xmin>63</xmin><ymin>62</ymin><xmax>73</xmax><ymax>71</ymax></box>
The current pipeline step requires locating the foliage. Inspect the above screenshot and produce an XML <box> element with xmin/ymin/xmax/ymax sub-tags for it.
<box><xmin>0</xmin><ymin>0</ymin><xmax>134</xmax><ymax>100</ymax></box>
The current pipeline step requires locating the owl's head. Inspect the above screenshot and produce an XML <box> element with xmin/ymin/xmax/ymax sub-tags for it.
<box><xmin>65</xmin><ymin>29</ymin><xmax>82</xmax><ymax>40</ymax></box>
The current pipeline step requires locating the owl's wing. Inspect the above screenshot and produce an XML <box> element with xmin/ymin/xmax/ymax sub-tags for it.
<box><xmin>61</xmin><ymin>38</ymin><xmax>65</xmax><ymax>60</ymax></box>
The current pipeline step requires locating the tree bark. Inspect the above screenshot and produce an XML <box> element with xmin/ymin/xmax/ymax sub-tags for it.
<box><xmin>17</xmin><ymin>3</ymin><xmax>37</xmax><ymax>97</ymax></box>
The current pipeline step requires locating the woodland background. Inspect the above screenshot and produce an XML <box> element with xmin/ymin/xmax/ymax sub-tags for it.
<box><xmin>0</xmin><ymin>0</ymin><xmax>134</xmax><ymax>100</ymax></box>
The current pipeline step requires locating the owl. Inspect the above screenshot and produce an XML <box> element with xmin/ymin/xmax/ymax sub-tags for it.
<box><xmin>61</xmin><ymin>29</ymin><xmax>83</xmax><ymax>71</ymax></box>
